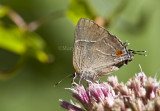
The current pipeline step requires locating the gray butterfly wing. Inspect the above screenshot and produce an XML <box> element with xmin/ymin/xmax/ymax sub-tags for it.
<box><xmin>73</xmin><ymin>18</ymin><xmax>131</xmax><ymax>79</ymax></box>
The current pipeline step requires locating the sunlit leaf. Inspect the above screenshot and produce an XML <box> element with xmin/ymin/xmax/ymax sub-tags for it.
<box><xmin>26</xmin><ymin>32</ymin><xmax>50</xmax><ymax>63</ymax></box>
<box><xmin>0</xmin><ymin>22</ymin><xmax>50</xmax><ymax>63</ymax></box>
<box><xmin>67</xmin><ymin>0</ymin><xmax>96</xmax><ymax>24</ymax></box>
<box><xmin>36</xmin><ymin>51</ymin><xmax>49</xmax><ymax>63</ymax></box>
<box><xmin>0</xmin><ymin>23</ymin><xmax>26</xmax><ymax>54</ymax></box>
<box><xmin>0</xmin><ymin>5</ymin><xmax>9</xmax><ymax>18</ymax></box>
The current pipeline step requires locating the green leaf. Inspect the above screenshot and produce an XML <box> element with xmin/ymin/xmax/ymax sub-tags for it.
<box><xmin>0</xmin><ymin>23</ymin><xmax>26</xmax><ymax>54</ymax></box>
<box><xmin>0</xmin><ymin>5</ymin><xmax>9</xmax><ymax>18</ymax></box>
<box><xmin>26</xmin><ymin>32</ymin><xmax>49</xmax><ymax>63</ymax></box>
<box><xmin>67</xmin><ymin>0</ymin><xmax>96</xmax><ymax>24</ymax></box>
<box><xmin>0</xmin><ymin>22</ymin><xmax>50</xmax><ymax>63</ymax></box>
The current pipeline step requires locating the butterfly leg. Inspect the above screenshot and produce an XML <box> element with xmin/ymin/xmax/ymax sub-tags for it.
<box><xmin>79</xmin><ymin>72</ymin><xmax>84</xmax><ymax>84</ymax></box>
<box><xmin>71</xmin><ymin>72</ymin><xmax>78</xmax><ymax>86</ymax></box>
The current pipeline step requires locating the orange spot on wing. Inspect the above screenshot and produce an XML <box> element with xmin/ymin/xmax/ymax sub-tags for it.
<box><xmin>116</xmin><ymin>50</ymin><xmax>122</xmax><ymax>56</ymax></box>
<box><xmin>73</xmin><ymin>65</ymin><xmax>79</xmax><ymax>73</ymax></box>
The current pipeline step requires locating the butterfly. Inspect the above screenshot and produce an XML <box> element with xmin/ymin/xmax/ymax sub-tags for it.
<box><xmin>73</xmin><ymin>18</ymin><xmax>145</xmax><ymax>81</ymax></box>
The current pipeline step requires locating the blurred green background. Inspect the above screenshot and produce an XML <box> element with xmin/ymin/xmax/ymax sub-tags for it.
<box><xmin>0</xmin><ymin>0</ymin><xmax>160</xmax><ymax>110</ymax></box>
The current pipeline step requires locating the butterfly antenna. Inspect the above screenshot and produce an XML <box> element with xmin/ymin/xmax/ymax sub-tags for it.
<box><xmin>128</xmin><ymin>49</ymin><xmax>147</xmax><ymax>56</ymax></box>
<box><xmin>54</xmin><ymin>74</ymin><xmax>74</xmax><ymax>87</ymax></box>
<box><xmin>132</xmin><ymin>52</ymin><xmax>146</xmax><ymax>56</ymax></box>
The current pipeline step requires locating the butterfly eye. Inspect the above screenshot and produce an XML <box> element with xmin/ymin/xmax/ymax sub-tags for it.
<box><xmin>116</xmin><ymin>50</ymin><xmax>122</xmax><ymax>56</ymax></box>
